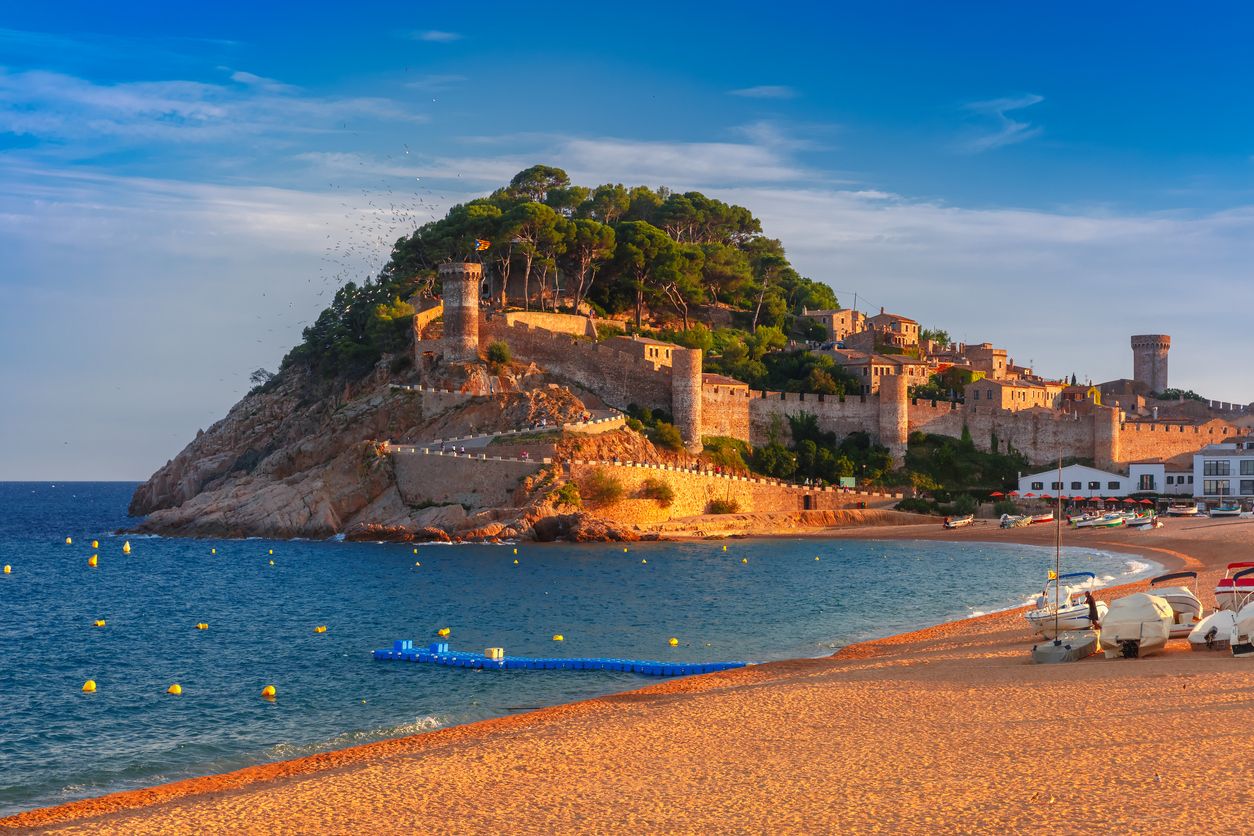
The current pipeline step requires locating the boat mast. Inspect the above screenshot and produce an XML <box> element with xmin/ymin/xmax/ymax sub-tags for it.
<box><xmin>1054</xmin><ymin>455</ymin><xmax>1062</xmax><ymax>638</ymax></box>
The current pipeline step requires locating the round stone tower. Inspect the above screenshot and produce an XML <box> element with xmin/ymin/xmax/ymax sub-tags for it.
<box><xmin>670</xmin><ymin>348</ymin><xmax>704</xmax><ymax>454</ymax></box>
<box><xmin>1130</xmin><ymin>334</ymin><xmax>1170</xmax><ymax>394</ymax></box>
<box><xmin>878</xmin><ymin>372</ymin><xmax>910</xmax><ymax>466</ymax></box>
<box><xmin>439</xmin><ymin>262</ymin><xmax>482</xmax><ymax>362</ymax></box>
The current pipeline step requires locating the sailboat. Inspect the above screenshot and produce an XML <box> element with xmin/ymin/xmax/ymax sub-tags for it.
<box><xmin>1031</xmin><ymin>459</ymin><xmax>1102</xmax><ymax>663</ymax></box>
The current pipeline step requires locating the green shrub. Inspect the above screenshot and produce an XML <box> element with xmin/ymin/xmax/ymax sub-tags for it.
<box><xmin>626</xmin><ymin>417</ymin><xmax>645</xmax><ymax>432</ymax></box>
<box><xmin>950</xmin><ymin>493</ymin><xmax>978</xmax><ymax>515</ymax></box>
<box><xmin>639</xmin><ymin>478</ymin><xmax>675</xmax><ymax>507</ymax></box>
<box><xmin>584</xmin><ymin>470</ymin><xmax>624</xmax><ymax>504</ymax></box>
<box><xmin>486</xmin><ymin>341</ymin><xmax>511</xmax><ymax>366</ymax></box>
<box><xmin>653</xmin><ymin>421</ymin><xmax>684</xmax><ymax>451</ymax></box>
<box><xmin>895</xmin><ymin>497</ymin><xmax>935</xmax><ymax>515</ymax></box>
<box><xmin>702</xmin><ymin>436</ymin><xmax>751</xmax><ymax>473</ymax></box>
<box><xmin>707</xmin><ymin>498</ymin><xmax>740</xmax><ymax>515</ymax></box>
<box><xmin>553</xmin><ymin>481</ymin><xmax>581</xmax><ymax>508</ymax></box>
<box><xmin>993</xmin><ymin>499</ymin><xmax>1020</xmax><ymax>516</ymax></box>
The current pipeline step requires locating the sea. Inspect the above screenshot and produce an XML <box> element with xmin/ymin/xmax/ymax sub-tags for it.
<box><xmin>0</xmin><ymin>482</ymin><xmax>1158</xmax><ymax>816</ymax></box>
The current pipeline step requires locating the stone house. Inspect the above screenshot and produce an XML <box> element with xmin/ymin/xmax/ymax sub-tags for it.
<box><xmin>965</xmin><ymin>378</ymin><xmax>1064</xmax><ymax>412</ymax></box>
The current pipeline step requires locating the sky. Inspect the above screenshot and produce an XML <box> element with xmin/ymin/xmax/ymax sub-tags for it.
<box><xmin>3</xmin><ymin>1</ymin><xmax>1254</xmax><ymax>480</ymax></box>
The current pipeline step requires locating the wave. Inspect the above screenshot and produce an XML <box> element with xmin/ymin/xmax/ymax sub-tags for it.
<box><xmin>264</xmin><ymin>715</ymin><xmax>448</xmax><ymax>760</ymax></box>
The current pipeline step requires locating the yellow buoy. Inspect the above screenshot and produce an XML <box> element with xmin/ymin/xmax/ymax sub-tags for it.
<box><xmin>91</xmin><ymin>540</ymin><xmax>99</xmax><ymax>549</ymax></box>
<box><xmin>513</xmin><ymin>558</ymin><xmax>519</xmax><ymax>565</ymax></box>
<box><xmin>413</xmin><ymin>548</ymin><xmax>418</xmax><ymax>554</ymax></box>
<box><xmin>82</xmin><ymin>679</ymin><xmax>96</xmax><ymax>693</ymax></box>
<box><xmin>211</xmin><ymin>548</ymin><xmax>216</xmax><ymax>555</ymax></box>
<box><xmin>513</xmin><ymin>548</ymin><xmax>518</xmax><ymax>555</ymax></box>
<box><xmin>3</xmin><ymin>565</ymin><xmax>10</xmax><ymax>574</ymax></box>
<box><xmin>722</xmin><ymin>545</ymin><xmax>727</xmax><ymax>551</ymax></box>
<box><xmin>641</xmin><ymin>558</ymin><xmax>647</xmax><ymax>564</ymax></box>
<box><xmin>314</xmin><ymin>625</ymin><xmax>327</xmax><ymax>633</ymax></box>
<box><xmin>167</xmin><ymin>683</ymin><xmax>182</xmax><ymax>696</ymax></box>
<box><xmin>93</xmin><ymin>619</ymin><xmax>106</xmax><ymax>628</ymax></box>
<box><xmin>815</xmin><ymin>556</ymin><xmax>820</xmax><ymax>561</ymax></box>
<box><xmin>195</xmin><ymin>623</ymin><xmax>208</xmax><ymax>630</ymax></box>
<box><xmin>87</xmin><ymin>555</ymin><xmax>98</xmax><ymax>568</ymax></box>
<box><xmin>415</xmin><ymin>561</ymin><xmax>421</xmax><ymax>567</ymax></box>
<box><xmin>623</xmin><ymin>547</ymin><xmax>628</xmax><ymax>553</ymax></box>
<box><xmin>261</xmin><ymin>684</ymin><xmax>277</xmax><ymax>699</ymax></box>
<box><xmin>268</xmin><ymin>549</ymin><xmax>273</xmax><ymax>555</ymax></box>
<box><xmin>122</xmin><ymin>541</ymin><xmax>131</xmax><ymax>554</ymax></box>
<box><xmin>669</xmin><ymin>637</ymin><xmax>679</xmax><ymax>647</ymax></box>
<box><xmin>741</xmin><ymin>557</ymin><xmax>748</xmax><ymax>564</ymax></box>
<box><xmin>66</xmin><ymin>537</ymin><xmax>73</xmax><ymax>545</ymax></box>
<box><xmin>437</xmin><ymin>627</ymin><xmax>451</xmax><ymax>637</ymax></box>
<box><xmin>552</xmin><ymin>634</ymin><xmax>564</xmax><ymax>642</ymax></box>
<box><xmin>269</xmin><ymin>560</ymin><xmax>274</xmax><ymax>566</ymax></box>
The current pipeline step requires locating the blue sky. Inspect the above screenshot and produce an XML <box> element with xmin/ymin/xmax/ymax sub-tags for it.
<box><xmin>3</xmin><ymin>1</ymin><xmax>1254</xmax><ymax>479</ymax></box>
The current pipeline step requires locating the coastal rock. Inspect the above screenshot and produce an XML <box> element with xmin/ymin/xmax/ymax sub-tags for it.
<box><xmin>531</xmin><ymin>513</ymin><xmax>640</xmax><ymax>543</ymax></box>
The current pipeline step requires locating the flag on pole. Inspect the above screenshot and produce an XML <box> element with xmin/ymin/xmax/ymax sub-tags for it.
<box><xmin>474</xmin><ymin>239</ymin><xmax>491</xmax><ymax>251</ymax></box>
<box><xmin>1048</xmin><ymin>570</ymin><xmax>1057</xmax><ymax>580</ymax></box>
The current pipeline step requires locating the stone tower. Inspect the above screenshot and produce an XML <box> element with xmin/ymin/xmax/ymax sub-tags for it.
<box><xmin>1130</xmin><ymin>334</ymin><xmax>1170</xmax><ymax>394</ymax></box>
<box><xmin>439</xmin><ymin>262</ymin><xmax>482</xmax><ymax>362</ymax></box>
<box><xmin>670</xmin><ymin>348</ymin><xmax>704</xmax><ymax>454</ymax></box>
<box><xmin>878</xmin><ymin>372</ymin><xmax>909</xmax><ymax>466</ymax></box>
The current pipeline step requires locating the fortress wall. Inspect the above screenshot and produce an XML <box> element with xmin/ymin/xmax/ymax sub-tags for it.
<box><xmin>566</xmin><ymin>460</ymin><xmax>900</xmax><ymax>521</ymax></box>
<box><xmin>700</xmin><ymin>387</ymin><xmax>754</xmax><ymax>441</ymax></box>
<box><xmin>907</xmin><ymin>399</ymin><xmax>967</xmax><ymax>438</ymax></box>
<box><xmin>962</xmin><ymin>408</ymin><xmax>1097</xmax><ymax>464</ymax></box>
<box><xmin>749</xmin><ymin>392</ymin><xmax>880</xmax><ymax>447</ymax></box>
<box><xmin>412</xmin><ymin>303</ymin><xmax>443</xmax><ymax>340</ymax></box>
<box><xmin>1116</xmin><ymin>419</ymin><xmax>1240</xmax><ymax>463</ymax></box>
<box><xmin>503</xmin><ymin>311</ymin><xmax>595</xmax><ymax>338</ymax></box>
<box><xmin>393</xmin><ymin>451</ymin><xmax>544</xmax><ymax>510</ymax></box>
<box><xmin>482</xmin><ymin>320</ymin><xmax>673</xmax><ymax>411</ymax></box>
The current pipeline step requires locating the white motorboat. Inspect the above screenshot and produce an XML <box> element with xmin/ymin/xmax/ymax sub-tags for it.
<box><xmin>1000</xmin><ymin>514</ymin><xmax>1032</xmax><ymax>529</ymax></box>
<box><xmin>1209</xmin><ymin>502</ymin><xmax>1243</xmax><ymax>517</ymax></box>
<box><xmin>1030</xmin><ymin>512</ymin><xmax>1055</xmax><ymax>525</ymax></box>
<box><xmin>1024</xmin><ymin>572</ymin><xmax>1108</xmax><ymax>639</ymax></box>
<box><xmin>1213</xmin><ymin>562</ymin><xmax>1254</xmax><ymax>612</ymax></box>
<box><xmin>1189</xmin><ymin>610</ymin><xmax>1237</xmax><ymax>652</ymax></box>
<box><xmin>1166</xmin><ymin>502</ymin><xmax>1200</xmax><ymax>517</ymax></box>
<box><xmin>943</xmin><ymin>514</ymin><xmax>974</xmax><ymax>529</ymax></box>
<box><xmin>1072</xmin><ymin>512</ymin><xmax>1124</xmax><ymax>529</ymax></box>
<box><xmin>1147</xmin><ymin>571</ymin><xmax>1203</xmax><ymax>638</ymax></box>
<box><xmin>1099</xmin><ymin>593</ymin><xmax>1173</xmax><ymax>658</ymax></box>
<box><xmin>1125</xmin><ymin>513</ymin><xmax>1158</xmax><ymax>528</ymax></box>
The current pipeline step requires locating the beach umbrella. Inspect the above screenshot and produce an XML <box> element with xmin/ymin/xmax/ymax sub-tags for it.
<box><xmin>990</xmin><ymin>491</ymin><xmax>1004</xmax><ymax>497</ymax></box>
<box><xmin>1122</xmin><ymin>498</ymin><xmax>1136</xmax><ymax>504</ymax></box>
<box><xmin>1009</xmin><ymin>490</ymin><xmax>1020</xmax><ymax>496</ymax></box>
<box><xmin>1024</xmin><ymin>492</ymin><xmax>1036</xmax><ymax>498</ymax></box>
<box><xmin>1140</xmin><ymin>498</ymin><xmax>1153</xmax><ymax>505</ymax></box>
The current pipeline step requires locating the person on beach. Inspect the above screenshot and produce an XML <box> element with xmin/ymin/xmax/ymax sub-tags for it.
<box><xmin>1084</xmin><ymin>591</ymin><xmax>1101</xmax><ymax>628</ymax></box>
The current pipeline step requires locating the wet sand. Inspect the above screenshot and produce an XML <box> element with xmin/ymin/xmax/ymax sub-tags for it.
<box><xmin>6</xmin><ymin>517</ymin><xmax>1254</xmax><ymax>834</ymax></box>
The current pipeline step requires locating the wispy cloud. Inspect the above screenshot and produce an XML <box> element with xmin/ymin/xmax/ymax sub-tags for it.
<box><xmin>729</xmin><ymin>85</ymin><xmax>798</xmax><ymax>100</ymax></box>
<box><xmin>0</xmin><ymin>68</ymin><xmax>426</xmax><ymax>146</ymax></box>
<box><xmin>410</xmin><ymin>30</ymin><xmax>462</xmax><ymax>42</ymax></box>
<box><xmin>959</xmin><ymin>93</ymin><xmax>1044</xmax><ymax>153</ymax></box>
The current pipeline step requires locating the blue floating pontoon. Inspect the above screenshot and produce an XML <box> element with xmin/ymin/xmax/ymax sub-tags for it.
<box><xmin>373</xmin><ymin>641</ymin><xmax>748</xmax><ymax>677</ymax></box>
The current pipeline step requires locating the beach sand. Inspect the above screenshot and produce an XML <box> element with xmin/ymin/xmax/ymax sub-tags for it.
<box><xmin>6</xmin><ymin>517</ymin><xmax>1254</xmax><ymax>834</ymax></box>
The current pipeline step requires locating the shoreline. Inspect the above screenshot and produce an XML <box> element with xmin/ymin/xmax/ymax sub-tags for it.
<box><xmin>4</xmin><ymin>518</ymin><xmax>1242</xmax><ymax>833</ymax></box>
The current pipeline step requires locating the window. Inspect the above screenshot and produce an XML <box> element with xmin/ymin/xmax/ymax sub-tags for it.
<box><xmin>1138</xmin><ymin>475</ymin><xmax>1155</xmax><ymax>491</ymax></box>
<box><xmin>1051</xmin><ymin>482</ymin><xmax>1062</xmax><ymax>490</ymax></box>
<box><xmin>1189</xmin><ymin>475</ymin><xmax>1194</xmax><ymax>484</ymax></box>
<box><xmin>1088</xmin><ymin>481</ymin><xmax>1100</xmax><ymax>490</ymax></box>
<box><xmin>1204</xmin><ymin>480</ymin><xmax>1231</xmax><ymax>496</ymax></box>
<box><xmin>1242</xmin><ymin>460</ymin><xmax>1254</xmax><ymax>476</ymax></box>
<box><xmin>1242</xmin><ymin>480</ymin><xmax>1254</xmax><ymax>496</ymax></box>
<box><xmin>1108</xmin><ymin>481</ymin><xmax>1121</xmax><ymax>490</ymax></box>
<box><xmin>1071</xmin><ymin>481</ymin><xmax>1082</xmax><ymax>490</ymax></box>
<box><xmin>1031</xmin><ymin>481</ymin><xmax>1044</xmax><ymax>490</ymax></box>
<box><xmin>1204</xmin><ymin>460</ymin><xmax>1231</xmax><ymax>476</ymax></box>
<box><xmin>1166</xmin><ymin>476</ymin><xmax>1174</xmax><ymax>485</ymax></box>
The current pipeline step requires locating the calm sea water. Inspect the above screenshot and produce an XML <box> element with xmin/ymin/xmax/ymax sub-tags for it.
<box><xmin>0</xmin><ymin>482</ymin><xmax>1156</xmax><ymax>815</ymax></box>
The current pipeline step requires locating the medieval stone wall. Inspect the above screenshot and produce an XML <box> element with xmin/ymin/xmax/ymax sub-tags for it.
<box><xmin>700</xmin><ymin>386</ymin><xmax>753</xmax><ymax>441</ymax></box>
<box><xmin>502</xmin><ymin>311</ymin><xmax>595</xmax><ymax>337</ymax></box>
<box><xmin>393</xmin><ymin>450</ymin><xmax>544</xmax><ymax>510</ymax></box>
<box><xmin>1116</xmin><ymin>419</ymin><xmax>1239</xmax><ymax>463</ymax></box>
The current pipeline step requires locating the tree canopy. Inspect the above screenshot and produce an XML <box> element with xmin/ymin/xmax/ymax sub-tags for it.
<box><xmin>283</xmin><ymin>165</ymin><xmax>839</xmax><ymax>379</ymax></box>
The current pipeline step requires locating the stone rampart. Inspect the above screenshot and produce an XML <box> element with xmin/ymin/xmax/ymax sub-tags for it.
<box><xmin>502</xmin><ymin>311</ymin><xmax>595</xmax><ymax>337</ymax></box>
<box><xmin>748</xmin><ymin>391</ymin><xmax>880</xmax><ymax>446</ymax></box>
<box><xmin>700</xmin><ymin>386</ymin><xmax>753</xmax><ymax>441</ymax></box>
<box><xmin>392</xmin><ymin>449</ymin><xmax>545</xmax><ymax>510</ymax></box>
<box><xmin>566</xmin><ymin>459</ymin><xmax>901</xmax><ymax>521</ymax></box>
<box><xmin>1116</xmin><ymin>419</ymin><xmax>1239</xmax><ymax>463</ymax></box>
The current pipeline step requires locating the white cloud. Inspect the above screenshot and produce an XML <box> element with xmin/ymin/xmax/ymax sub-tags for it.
<box><xmin>229</xmin><ymin>70</ymin><xmax>297</xmax><ymax>93</ymax></box>
<box><xmin>411</xmin><ymin>30</ymin><xmax>462</xmax><ymax>42</ymax></box>
<box><xmin>729</xmin><ymin>85</ymin><xmax>798</xmax><ymax>99</ymax></box>
<box><xmin>959</xmin><ymin>93</ymin><xmax>1044</xmax><ymax>153</ymax></box>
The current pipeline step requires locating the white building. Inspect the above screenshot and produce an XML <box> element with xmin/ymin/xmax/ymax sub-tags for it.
<box><xmin>1193</xmin><ymin>438</ymin><xmax>1254</xmax><ymax>499</ymax></box>
<box><xmin>1018</xmin><ymin>464</ymin><xmax>1133</xmax><ymax>498</ymax></box>
<box><xmin>1127</xmin><ymin>454</ymin><xmax>1194</xmax><ymax>496</ymax></box>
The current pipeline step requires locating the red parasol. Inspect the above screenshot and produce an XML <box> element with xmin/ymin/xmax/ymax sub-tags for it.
<box><xmin>990</xmin><ymin>491</ymin><xmax>1004</xmax><ymax>497</ymax></box>
<box><xmin>1139</xmin><ymin>498</ymin><xmax>1153</xmax><ymax>505</ymax></box>
<box><xmin>1122</xmin><ymin>498</ymin><xmax>1136</xmax><ymax>504</ymax></box>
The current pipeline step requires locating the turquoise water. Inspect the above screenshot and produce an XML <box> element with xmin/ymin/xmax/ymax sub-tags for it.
<box><xmin>0</xmin><ymin>482</ymin><xmax>1155</xmax><ymax>815</ymax></box>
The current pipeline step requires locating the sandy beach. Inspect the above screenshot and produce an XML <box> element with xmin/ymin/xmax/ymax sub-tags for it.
<box><xmin>6</xmin><ymin>517</ymin><xmax>1254</xmax><ymax>834</ymax></box>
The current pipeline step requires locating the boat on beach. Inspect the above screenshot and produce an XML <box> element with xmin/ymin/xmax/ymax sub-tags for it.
<box><xmin>1213</xmin><ymin>562</ymin><xmax>1254</xmax><ymax>612</ymax></box>
<box><xmin>943</xmin><ymin>514</ymin><xmax>974</xmax><ymax>529</ymax></box>
<box><xmin>1229</xmin><ymin>571</ymin><xmax>1254</xmax><ymax>656</ymax></box>
<box><xmin>1099</xmin><ymin>592</ymin><xmax>1174</xmax><ymax>658</ymax></box>
<box><xmin>1147</xmin><ymin>571</ymin><xmax>1203</xmax><ymax>638</ymax></box>
<box><xmin>1125</xmin><ymin>513</ymin><xmax>1158</xmax><ymax>528</ymax></box>
<box><xmin>1024</xmin><ymin>572</ymin><xmax>1108</xmax><ymax>638</ymax></box>
<box><xmin>1209</xmin><ymin>501</ymin><xmax>1243</xmax><ymax>517</ymax></box>
<box><xmin>1000</xmin><ymin>514</ymin><xmax>1032</xmax><ymax>529</ymax></box>
<box><xmin>1167</xmin><ymin>502</ymin><xmax>1200</xmax><ymax>517</ymax></box>
<box><xmin>1029</xmin><ymin>512</ymin><xmax>1054</xmax><ymax>525</ymax></box>
<box><xmin>1189</xmin><ymin>610</ymin><xmax>1236</xmax><ymax>652</ymax></box>
<box><xmin>1071</xmin><ymin>512</ymin><xmax>1124</xmax><ymax>529</ymax></box>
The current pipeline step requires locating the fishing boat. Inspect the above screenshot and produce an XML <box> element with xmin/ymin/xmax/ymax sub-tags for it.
<box><xmin>1147</xmin><ymin>571</ymin><xmax>1203</xmax><ymax>638</ymax></box>
<box><xmin>943</xmin><ymin>514</ymin><xmax>974</xmax><ymax>529</ymax></box>
<box><xmin>1166</xmin><ymin>502</ymin><xmax>1200</xmax><ymax>517</ymax></box>
<box><xmin>1072</xmin><ymin>512</ymin><xmax>1123</xmax><ymax>529</ymax></box>
<box><xmin>1209</xmin><ymin>501</ymin><xmax>1243</xmax><ymax>517</ymax></box>
<box><xmin>1125</xmin><ymin>513</ymin><xmax>1158</xmax><ymax>528</ymax></box>
<box><xmin>1000</xmin><ymin>514</ymin><xmax>1032</xmax><ymax>529</ymax></box>
<box><xmin>1029</xmin><ymin>512</ymin><xmax>1055</xmax><ymax>525</ymax></box>
<box><xmin>1213</xmin><ymin>562</ymin><xmax>1254</xmax><ymax>612</ymax></box>
<box><xmin>1024</xmin><ymin>572</ymin><xmax>1108</xmax><ymax>638</ymax></box>
<box><xmin>1099</xmin><ymin>593</ymin><xmax>1174</xmax><ymax>658</ymax></box>
<box><xmin>1189</xmin><ymin>610</ymin><xmax>1236</xmax><ymax>652</ymax></box>
<box><xmin>1031</xmin><ymin>459</ymin><xmax>1101</xmax><ymax>663</ymax></box>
